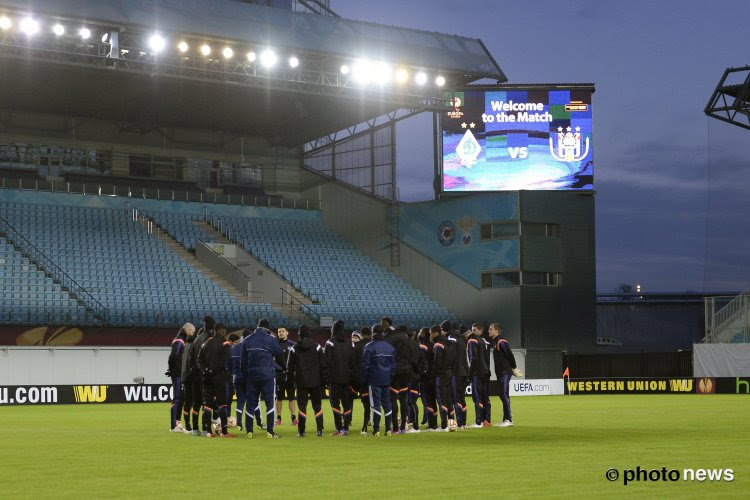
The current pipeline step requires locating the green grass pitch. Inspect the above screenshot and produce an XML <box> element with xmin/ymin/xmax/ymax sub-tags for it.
<box><xmin>0</xmin><ymin>395</ymin><xmax>747</xmax><ymax>498</ymax></box>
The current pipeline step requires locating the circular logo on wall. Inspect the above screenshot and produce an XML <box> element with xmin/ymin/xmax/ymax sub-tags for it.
<box><xmin>438</xmin><ymin>220</ymin><xmax>455</xmax><ymax>246</ymax></box>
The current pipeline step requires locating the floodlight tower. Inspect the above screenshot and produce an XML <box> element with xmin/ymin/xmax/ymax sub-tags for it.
<box><xmin>705</xmin><ymin>66</ymin><xmax>750</xmax><ymax>130</ymax></box>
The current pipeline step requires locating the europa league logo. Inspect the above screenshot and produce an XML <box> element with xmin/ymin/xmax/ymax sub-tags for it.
<box><xmin>697</xmin><ymin>378</ymin><xmax>715</xmax><ymax>394</ymax></box>
<box><xmin>456</xmin><ymin>215</ymin><xmax>477</xmax><ymax>246</ymax></box>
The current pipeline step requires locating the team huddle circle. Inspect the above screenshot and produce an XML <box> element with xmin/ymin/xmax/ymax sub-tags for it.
<box><xmin>168</xmin><ymin>317</ymin><xmax>520</xmax><ymax>437</ymax></box>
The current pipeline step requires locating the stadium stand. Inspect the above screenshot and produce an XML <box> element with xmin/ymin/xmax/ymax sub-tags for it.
<box><xmin>147</xmin><ymin>211</ymin><xmax>213</xmax><ymax>251</ymax></box>
<box><xmin>0</xmin><ymin>201</ymin><xmax>286</xmax><ymax>328</ymax></box>
<box><xmin>0</xmin><ymin>191</ymin><xmax>458</xmax><ymax>329</ymax></box>
<box><xmin>213</xmin><ymin>215</ymin><xmax>458</xmax><ymax>328</ymax></box>
<box><xmin>140</xmin><ymin>210</ymin><xmax>459</xmax><ymax>328</ymax></box>
<box><xmin>0</xmin><ymin>236</ymin><xmax>85</xmax><ymax>326</ymax></box>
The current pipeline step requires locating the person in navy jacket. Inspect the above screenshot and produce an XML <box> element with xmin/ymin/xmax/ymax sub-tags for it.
<box><xmin>360</xmin><ymin>324</ymin><xmax>396</xmax><ymax>436</ymax></box>
<box><xmin>240</xmin><ymin>319</ymin><xmax>283</xmax><ymax>438</ymax></box>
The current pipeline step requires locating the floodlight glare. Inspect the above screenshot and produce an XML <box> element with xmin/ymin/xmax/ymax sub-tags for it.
<box><xmin>222</xmin><ymin>47</ymin><xmax>234</xmax><ymax>59</ymax></box>
<box><xmin>177</xmin><ymin>41</ymin><xmax>188</xmax><ymax>53</ymax></box>
<box><xmin>79</xmin><ymin>27</ymin><xmax>91</xmax><ymax>40</ymax></box>
<box><xmin>20</xmin><ymin>17</ymin><xmax>39</xmax><ymax>35</ymax></box>
<box><xmin>260</xmin><ymin>49</ymin><xmax>277</xmax><ymax>68</ymax></box>
<box><xmin>52</xmin><ymin>23</ymin><xmax>65</xmax><ymax>36</ymax></box>
<box><xmin>374</xmin><ymin>61</ymin><xmax>392</xmax><ymax>85</ymax></box>
<box><xmin>435</xmin><ymin>75</ymin><xmax>446</xmax><ymax>87</ymax></box>
<box><xmin>415</xmin><ymin>72</ymin><xmax>427</xmax><ymax>85</ymax></box>
<box><xmin>246</xmin><ymin>51</ymin><xmax>256</xmax><ymax>62</ymax></box>
<box><xmin>288</xmin><ymin>56</ymin><xmax>299</xmax><ymax>68</ymax></box>
<box><xmin>0</xmin><ymin>16</ymin><xmax>11</xmax><ymax>31</ymax></box>
<box><xmin>340</xmin><ymin>64</ymin><xmax>350</xmax><ymax>75</ymax></box>
<box><xmin>200</xmin><ymin>44</ymin><xmax>211</xmax><ymax>56</ymax></box>
<box><xmin>148</xmin><ymin>34</ymin><xmax>166</xmax><ymax>54</ymax></box>
<box><xmin>352</xmin><ymin>60</ymin><xmax>372</xmax><ymax>84</ymax></box>
<box><xmin>395</xmin><ymin>68</ymin><xmax>408</xmax><ymax>83</ymax></box>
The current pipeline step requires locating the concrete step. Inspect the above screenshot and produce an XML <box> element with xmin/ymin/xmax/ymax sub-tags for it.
<box><xmin>138</xmin><ymin>216</ymin><xmax>256</xmax><ymax>306</ymax></box>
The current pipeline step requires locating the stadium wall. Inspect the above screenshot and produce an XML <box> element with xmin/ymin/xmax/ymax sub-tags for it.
<box><xmin>0</xmin><ymin>346</ymin><xmax>170</xmax><ymax>386</ymax></box>
<box><xmin>519</xmin><ymin>191</ymin><xmax>596</xmax><ymax>356</ymax></box>
<box><xmin>306</xmin><ymin>176</ymin><xmax>596</xmax><ymax>377</ymax></box>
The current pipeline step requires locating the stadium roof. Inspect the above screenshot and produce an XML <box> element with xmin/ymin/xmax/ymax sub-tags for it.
<box><xmin>0</xmin><ymin>1</ymin><xmax>506</xmax><ymax>144</ymax></box>
<box><xmin>0</xmin><ymin>0</ymin><xmax>505</xmax><ymax>81</ymax></box>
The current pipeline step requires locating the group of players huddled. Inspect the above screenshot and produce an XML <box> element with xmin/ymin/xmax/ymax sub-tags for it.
<box><xmin>166</xmin><ymin>315</ymin><xmax>520</xmax><ymax>439</ymax></box>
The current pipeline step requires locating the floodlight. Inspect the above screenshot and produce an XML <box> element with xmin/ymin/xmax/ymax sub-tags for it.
<box><xmin>20</xmin><ymin>17</ymin><xmax>39</xmax><ymax>35</ymax></box>
<box><xmin>352</xmin><ymin>60</ymin><xmax>372</xmax><ymax>84</ymax></box>
<box><xmin>289</xmin><ymin>56</ymin><xmax>299</xmax><ymax>68</ymax></box>
<box><xmin>374</xmin><ymin>61</ymin><xmax>392</xmax><ymax>84</ymax></box>
<box><xmin>415</xmin><ymin>72</ymin><xmax>427</xmax><ymax>85</ymax></box>
<box><xmin>0</xmin><ymin>16</ymin><xmax>11</xmax><ymax>31</ymax></box>
<box><xmin>177</xmin><ymin>41</ymin><xmax>188</xmax><ymax>53</ymax></box>
<box><xmin>222</xmin><ymin>47</ymin><xmax>234</xmax><ymax>59</ymax></box>
<box><xmin>395</xmin><ymin>68</ymin><xmax>408</xmax><ymax>83</ymax></box>
<box><xmin>148</xmin><ymin>34</ymin><xmax>166</xmax><ymax>54</ymax></box>
<box><xmin>79</xmin><ymin>27</ymin><xmax>91</xmax><ymax>40</ymax></box>
<box><xmin>260</xmin><ymin>49</ymin><xmax>277</xmax><ymax>68</ymax></box>
<box><xmin>340</xmin><ymin>64</ymin><xmax>350</xmax><ymax>75</ymax></box>
<box><xmin>435</xmin><ymin>75</ymin><xmax>446</xmax><ymax>87</ymax></box>
<box><xmin>200</xmin><ymin>44</ymin><xmax>211</xmax><ymax>56</ymax></box>
<box><xmin>52</xmin><ymin>23</ymin><xmax>65</xmax><ymax>36</ymax></box>
<box><xmin>246</xmin><ymin>51</ymin><xmax>256</xmax><ymax>62</ymax></box>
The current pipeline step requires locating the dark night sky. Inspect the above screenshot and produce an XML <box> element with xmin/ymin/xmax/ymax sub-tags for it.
<box><xmin>335</xmin><ymin>0</ymin><xmax>750</xmax><ymax>293</ymax></box>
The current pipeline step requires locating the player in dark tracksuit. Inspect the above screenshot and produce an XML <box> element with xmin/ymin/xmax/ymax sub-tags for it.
<box><xmin>325</xmin><ymin>319</ymin><xmax>355</xmax><ymax>435</ymax></box>
<box><xmin>360</xmin><ymin>324</ymin><xmax>396</xmax><ymax>436</ymax></box>
<box><xmin>197</xmin><ymin>323</ymin><xmax>232</xmax><ymax>436</ymax></box>
<box><xmin>489</xmin><ymin>323</ymin><xmax>518</xmax><ymax>426</ymax></box>
<box><xmin>230</xmin><ymin>330</ymin><xmax>248</xmax><ymax>430</ymax></box>
<box><xmin>167</xmin><ymin>323</ymin><xmax>194</xmax><ymax>432</ymax></box>
<box><xmin>477</xmin><ymin>324</ymin><xmax>493</xmax><ymax>425</ymax></box>
<box><xmin>224</xmin><ymin>333</ymin><xmax>240</xmax><ymax>426</ymax></box>
<box><xmin>352</xmin><ymin>327</ymin><xmax>372</xmax><ymax>435</ymax></box>
<box><xmin>443</xmin><ymin>320</ymin><xmax>469</xmax><ymax>429</ymax></box>
<box><xmin>180</xmin><ymin>326</ymin><xmax>199</xmax><ymax>434</ymax></box>
<box><xmin>406</xmin><ymin>330</ymin><xmax>426</xmax><ymax>432</ymax></box>
<box><xmin>385</xmin><ymin>322</ymin><xmax>412</xmax><ymax>434</ymax></box>
<box><xmin>275</xmin><ymin>327</ymin><xmax>297</xmax><ymax>426</ymax></box>
<box><xmin>419</xmin><ymin>327</ymin><xmax>438</xmax><ymax>430</ymax></box>
<box><xmin>467</xmin><ymin>324</ymin><xmax>490</xmax><ymax>428</ymax></box>
<box><xmin>188</xmin><ymin>316</ymin><xmax>214</xmax><ymax>434</ymax></box>
<box><xmin>241</xmin><ymin>319</ymin><xmax>284</xmax><ymax>438</ymax></box>
<box><xmin>287</xmin><ymin>324</ymin><xmax>327</xmax><ymax>437</ymax></box>
<box><xmin>431</xmin><ymin>325</ymin><xmax>455</xmax><ymax>430</ymax></box>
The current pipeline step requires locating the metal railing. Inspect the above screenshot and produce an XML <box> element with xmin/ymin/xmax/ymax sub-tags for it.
<box><xmin>280</xmin><ymin>288</ymin><xmax>320</xmax><ymax>326</ymax></box>
<box><xmin>0</xmin><ymin>215</ymin><xmax>108</xmax><ymax>322</ymax></box>
<box><xmin>196</xmin><ymin>239</ymin><xmax>266</xmax><ymax>302</ymax></box>
<box><xmin>0</xmin><ymin>176</ymin><xmax>322</xmax><ymax>210</ymax></box>
<box><xmin>705</xmin><ymin>287</ymin><xmax>750</xmax><ymax>343</ymax></box>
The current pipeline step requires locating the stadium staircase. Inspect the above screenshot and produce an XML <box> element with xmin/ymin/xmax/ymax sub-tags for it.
<box><xmin>143</xmin><ymin>212</ymin><xmax>313</xmax><ymax>327</ymax></box>
<box><xmin>137</xmin><ymin>215</ymin><xmax>254</xmax><ymax>304</ymax></box>
<box><xmin>705</xmin><ymin>286</ymin><xmax>750</xmax><ymax>343</ymax></box>
<box><xmin>197</xmin><ymin>220</ymin><xmax>318</xmax><ymax>327</ymax></box>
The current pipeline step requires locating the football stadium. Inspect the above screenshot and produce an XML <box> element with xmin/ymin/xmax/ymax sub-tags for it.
<box><xmin>0</xmin><ymin>1</ymin><xmax>748</xmax><ymax>498</ymax></box>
